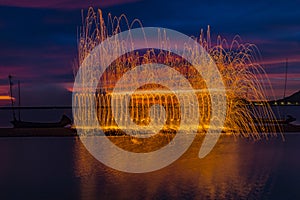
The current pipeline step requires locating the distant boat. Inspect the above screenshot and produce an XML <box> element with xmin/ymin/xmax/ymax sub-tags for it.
<box><xmin>8</xmin><ymin>75</ymin><xmax>72</xmax><ymax>129</ymax></box>
<box><xmin>254</xmin><ymin>115</ymin><xmax>296</xmax><ymax>125</ymax></box>
<box><xmin>10</xmin><ymin>114</ymin><xmax>72</xmax><ymax>128</ymax></box>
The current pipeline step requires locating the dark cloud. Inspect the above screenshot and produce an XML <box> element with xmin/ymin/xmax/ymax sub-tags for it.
<box><xmin>0</xmin><ymin>0</ymin><xmax>140</xmax><ymax>10</ymax></box>
<box><xmin>20</xmin><ymin>84</ymin><xmax>72</xmax><ymax>106</ymax></box>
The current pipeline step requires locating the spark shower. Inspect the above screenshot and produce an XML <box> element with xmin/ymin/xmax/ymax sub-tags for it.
<box><xmin>72</xmin><ymin>8</ymin><xmax>281</xmax><ymax>172</ymax></box>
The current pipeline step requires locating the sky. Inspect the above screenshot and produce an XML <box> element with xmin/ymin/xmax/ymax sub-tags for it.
<box><xmin>0</xmin><ymin>0</ymin><xmax>299</xmax><ymax>107</ymax></box>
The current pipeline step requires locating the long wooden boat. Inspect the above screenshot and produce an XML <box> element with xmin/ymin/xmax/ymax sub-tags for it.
<box><xmin>11</xmin><ymin>114</ymin><xmax>72</xmax><ymax>128</ymax></box>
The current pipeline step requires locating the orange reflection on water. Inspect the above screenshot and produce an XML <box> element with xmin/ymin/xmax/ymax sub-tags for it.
<box><xmin>73</xmin><ymin>135</ymin><xmax>282</xmax><ymax>199</ymax></box>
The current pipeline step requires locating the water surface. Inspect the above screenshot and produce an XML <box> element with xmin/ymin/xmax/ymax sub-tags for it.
<box><xmin>0</xmin><ymin>134</ymin><xmax>299</xmax><ymax>200</ymax></box>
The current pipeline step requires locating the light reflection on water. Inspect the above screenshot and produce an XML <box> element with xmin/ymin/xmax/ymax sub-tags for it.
<box><xmin>0</xmin><ymin>134</ymin><xmax>299</xmax><ymax>200</ymax></box>
<box><xmin>73</xmin><ymin>135</ymin><xmax>288</xmax><ymax>200</ymax></box>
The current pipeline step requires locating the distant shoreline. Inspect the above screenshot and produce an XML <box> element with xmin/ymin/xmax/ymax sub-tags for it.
<box><xmin>0</xmin><ymin>124</ymin><xmax>300</xmax><ymax>137</ymax></box>
<box><xmin>0</xmin><ymin>127</ymin><xmax>77</xmax><ymax>137</ymax></box>
<box><xmin>0</xmin><ymin>104</ymin><xmax>299</xmax><ymax>111</ymax></box>
<box><xmin>0</xmin><ymin>106</ymin><xmax>72</xmax><ymax>110</ymax></box>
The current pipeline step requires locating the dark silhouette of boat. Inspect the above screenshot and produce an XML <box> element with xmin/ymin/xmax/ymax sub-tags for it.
<box><xmin>8</xmin><ymin>75</ymin><xmax>72</xmax><ymax>129</ymax></box>
<box><xmin>11</xmin><ymin>114</ymin><xmax>72</xmax><ymax>128</ymax></box>
<box><xmin>254</xmin><ymin>115</ymin><xmax>296</xmax><ymax>125</ymax></box>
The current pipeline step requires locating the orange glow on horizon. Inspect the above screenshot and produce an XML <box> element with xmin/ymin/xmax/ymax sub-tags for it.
<box><xmin>66</xmin><ymin>87</ymin><xmax>73</xmax><ymax>92</ymax></box>
<box><xmin>0</xmin><ymin>95</ymin><xmax>15</xmax><ymax>101</ymax></box>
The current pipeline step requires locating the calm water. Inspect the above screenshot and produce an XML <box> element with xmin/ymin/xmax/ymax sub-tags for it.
<box><xmin>0</xmin><ymin>134</ymin><xmax>299</xmax><ymax>200</ymax></box>
<box><xmin>0</xmin><ymin>106</ymin><xmax>299</xmax><ymax>199</ymax></box>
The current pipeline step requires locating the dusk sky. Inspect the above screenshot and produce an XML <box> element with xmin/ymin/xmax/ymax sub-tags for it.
<box><xmin>0</xmin><ymin>0</ymin><xmax>299</xmax><ymax>107</ymax></box>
